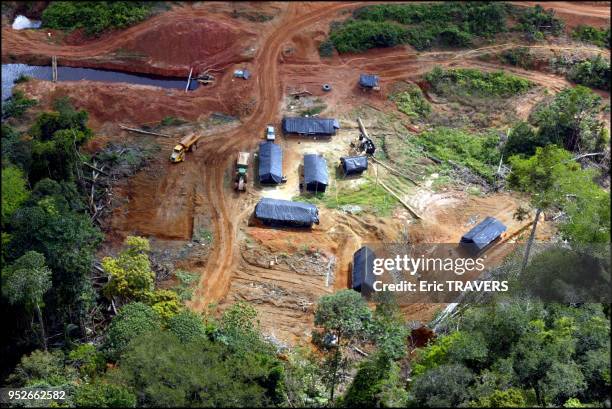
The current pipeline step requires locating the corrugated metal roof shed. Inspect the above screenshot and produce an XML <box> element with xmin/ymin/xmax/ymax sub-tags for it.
<box><xmin>359</xmin><ymin>74</ymin><xmax>379</xmax><ymax>88</ymax></box>
<box><xmin>340</xmin><ymin>155</ymin><xmax>368</xmax><ymax>175</ymax></box>
<box><xmin>304</xmin><ymin>154</ymin><xmax>328</xmax><ymax>192</ymax></box>
<box><xmin>460</xmin><ymin>216</ymin><xmax>507</xmax><ymax>251</ymax></box>
<box><xmin>258</xmin><ymin>142</ymin><xmax>283</xmax><ymax>184</ymax></box>
<box><xmin>282</xmin><ymin>117</ymin><xmax>340</xmax><ymax>136</ymax></box>
<box><xmin>352</xmin><ymin>246</ymin><xmax>376</xmax><ymax>296</ymax></box>
<box><xmin>255</xmin><ymin>198</ymin><xmax>319</xmax><ymax>227</ymax></box>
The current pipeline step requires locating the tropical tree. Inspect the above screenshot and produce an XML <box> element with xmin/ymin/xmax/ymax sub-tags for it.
<box><xmin>102</xmin><ymin>236</ymin><xmax>154</xmax><ymax>302</ymax></box>
<box><xmin>314</xmin><ymin>289</ymin><xmax>373</xmax><ymax>401</ymax></box>
<box><xmin>2</xmin><ymin>251</ymin><xmax>52</xmax><ymax>350</ymax></box>
<box><xmin>508</xmin><ymin>145</ymin><xmax>597</xmax><ymax>271</ymax></box>
<box><xmin>1</xmin><ymin>165</ymin><xmax>30</xmax><ymax>223</ymax></box>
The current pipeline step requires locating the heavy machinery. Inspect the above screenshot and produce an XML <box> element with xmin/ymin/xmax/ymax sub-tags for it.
<box><xmin>235</xmin><ymin>152</ymin><xmax>250</xmax><ymax>191</ymax></box>
<box><xmin>169</xmin><ymin>133</ymin><xmax>200</xmax><ymax>163</ymax></box>
<box><xmin>350</xmin><ymin>117</ymin><xmax>376</xmax><ymax>155</ymax></box>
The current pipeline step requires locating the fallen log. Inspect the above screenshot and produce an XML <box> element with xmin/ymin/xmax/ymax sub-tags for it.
<box><xmin>83</xmin><ymin>162</ymin><xmax>109</xmax><ymax>176</ymax></box>
<box><xmin>371</xmin><ymin>157</ymin><xmax>420</xmax><ymax>186</ymax></box>
<box><xmin>118</xmin><ymin>124</ymin><xmax>171</xmax><ymax>138</ymax></box>
<box><xmin>378</xmin><ymin>180</ymin><xmax>422</xmax><ymax>220</ymax></box>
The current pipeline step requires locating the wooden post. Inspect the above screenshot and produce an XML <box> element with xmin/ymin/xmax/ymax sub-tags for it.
<box><xmin>185</xmin><ymin>67</ymin><xmax>193</xmax><ymax>92</ymax></box>
<box><xmin>51</xmin><ymin>56</ymin><xmax>58</xmax><ymax>82</ymax></box>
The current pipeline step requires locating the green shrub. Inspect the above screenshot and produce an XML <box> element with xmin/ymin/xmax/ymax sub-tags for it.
<box><xmin>14</xmin><ymin>74</ymin><xmax>31</xmax><ymax>84</ymax></box>
<box><xmin>515</xmin><ymin>5</ymin><xmax>565</xmax><ymax>39</ymax></box>
<box><xmin>415</xmin><ymin>128</ymin><xmax>500</xmax><ymax>182</ymax></box>
<box><xmin>318</xmin><ymin>39</ymin><xmax>334</xmax><ymax>57</ymax></box>
<box><xmin>426</xmin><ymin>66</ymin><xmax>533</xmax><ymax>98</ymax></box>
<box><xmin>501</xmin><ymin>47</ymin><xmax>535</xmax><ymax>69</ymax></box>
<box><xmin>503</xmin><ymin>121</ymin><xmax>546</xmax><ymax>157</ymax></box>
<box><xmin>329</xmin><ymin>20</ymin><xmax>406</xmax><ymax>53</ymax></box>
<box><xmin>571</xmin><ymin>25</ymin><xmax>610</xmax><ymax>48</ymax></box>
<box><xmin>42</xmin><ymin>1</ymin><xmax>153</xmax><ymax>36</ymax></box>
<box><xmin>390</xmin><ymin>84</ymin><xmax>431</xmax><ymax>118</ymax></box>
<box><xmin>567</xmin><ymin>55</ymin><xmax>610</xmax><ymax>91</ymax></box>
<box><xmin>2</xmin><ymin>91</ymin><xmax>37</xmax><ymax>119</ymax></box>
<box><xmin>354</xmin><ymin>2</ymin><xmax>507</xmax><ymax>37</ymax></box>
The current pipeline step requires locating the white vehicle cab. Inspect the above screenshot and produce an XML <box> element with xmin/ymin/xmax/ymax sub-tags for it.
<box><xmin>266</xmin><ymin>125</ymin><xmax>275</xmax><ymax>141</ymax></box>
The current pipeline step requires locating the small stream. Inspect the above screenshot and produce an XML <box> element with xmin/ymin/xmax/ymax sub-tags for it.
<box><xmin>2</xmin><ymin>63</ymin><xmax>198</xmax><ymax>101</ymax></box>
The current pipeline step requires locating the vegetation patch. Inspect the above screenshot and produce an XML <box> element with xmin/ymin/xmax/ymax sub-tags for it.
<box><xmin>425</xmin><ymin>66</ymin><xmax>533</xmax><ymax>98</ymax></box>
<box><xmin>571</xmin><ymin>25</ymin><xmax>610</xmax><ymax>48</ymax></box>
<box><xmin>414</xmin><ymin>127</ymin><xmax>501</xmax><ymax>182</ymax></box>
<box><xmin>296</xmin><ymin>178</ymin><xmax>398</xmax><ymax>216</ymax></box>
<box><xmin>351</xmin><ymin>2</ymin><xmax>507</xmax><ymax>51</ymax></box>
<box><xmin>512</xmin><ymin>4</ymin><xmax>565</xmax><ymax>41</ymax></box>
<box><xmin>389</xmin><ymin>84</ymin><xmax>431</xmax><ymax>119</ymax></box>
<box><xmin>2</xmin><ymin>91</ymin><xmax>37</xmax><ymax>120</ymax></box>
<box><xmin>42</xmin><ymin>1</ymin><xmax>154</xmax><ymax>36</ymax></box>
<box><xmin>299</xmin><ymin>104</ymin><xmax>327</xmax><ymax>117</ymax></box>
<box><xmin>231</xmin><ymin>10</ymin><xmax>274</xmax><ymax>22</ymax></box>
<box><xmin>567</xmin><ymin>55</ymin><xmax>610</xmax><ymax>91</ymax></box>
<box><xmin>500</xmin><ymin>46</ymin><xmax>535</xmax><ymax>69</ymax></box>
<box><xmin>329</xmin><ymin>20</ymin><xmax>407</xmax><ymax>53</ymax></box>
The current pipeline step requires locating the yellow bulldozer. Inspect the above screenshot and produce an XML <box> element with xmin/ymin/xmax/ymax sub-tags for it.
<box><xmin>170</xmin><ymin>133</ymin><xmax>201</xmax><ymax>163</ymax></box>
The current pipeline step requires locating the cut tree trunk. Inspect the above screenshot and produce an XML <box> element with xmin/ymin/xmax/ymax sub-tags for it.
<box><xmin>520</xmin><ymin>207</ymin><xmax>542</xmax><ymax>274</ymax></box>
<box><xmin>35</xmin><ymin>304</ymin><xmax>48</xmax><ymax>351</ymax></box>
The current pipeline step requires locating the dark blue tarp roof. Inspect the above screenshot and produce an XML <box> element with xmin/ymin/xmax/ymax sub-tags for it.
<box><xmin>341</xmin><ymin>156</ymin><xmax>368</xmax><ymax>175</ymax></box>
<box><xmin>304</xmin><ymin>154</ymin><xmax>328</xmax><ymax>186</ymax></box>
<box><xmin>359</xmin><ymin>74</ymin><xmax>379</xmax><ymax>88</ymax></box>
<box><xmin>255</xmin><ymin>198</ymin><xmax>319</xmax><ymax>226</ymax></box>
<box><xmin>353</xmin><ymin>246</ymin><xmax>376</xmax><ymax>295</ymax></box>
<box><xmin>282</xmin><ymin>117</ymin><xmax>340</xmax><ymax>135</ymax></box>
<box><xmin>460</xmin><ymin>216</ymin><xmax>507</xmax><ymax>251</ymax></box>
<box><xmin>259</xmin><ymin>142</ymin><xmax>283</xmax><ymax>184</ymax></box>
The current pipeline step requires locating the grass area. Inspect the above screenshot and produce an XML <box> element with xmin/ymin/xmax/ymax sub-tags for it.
<box><xmin>389</xmin><ymin>84</ymin><xmax>431</xmax><ymax>119</ymax></box>
<box><xmin>299</xmin><ymin>104</ymin><xmax>327</xmax><ymax>117</ymax></box>
<box><xmin>414</xmin><ymin>127</ymin><xmax>501</xmax><ymax>182</ymax></box>
<box><xmin>328</xmin><ymin>2</ymin><xmax>508</xmax><ymax>53</ymax></box>
<box><xmin>571</xmin><ymin>25</ymin><xmax>610</xmax><ymax>49</ymax></box>
<box><xmin>425</xmin><ymin>66</ymin><xmax>533</xmax><ymax>98</ymax></box>
<box><xmin>295</xmin><ymin>178</ymin><xmax>398</xmax><ymax>217</ymax></box>
<box><xmin>160</xmin><ymin>116</ymin><xmax>187</xmax><ymax>127</ymax></box>
<box><xmin>42</xmin><ymin>1</ymin><xmax>154</xmax><ymax>36</ymax></box>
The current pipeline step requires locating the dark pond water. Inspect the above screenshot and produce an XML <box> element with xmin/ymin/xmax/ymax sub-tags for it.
<box><xmin>2</xmin><ymin>63</ymin><xmax>198</xmax><ymax>101</ymax></box>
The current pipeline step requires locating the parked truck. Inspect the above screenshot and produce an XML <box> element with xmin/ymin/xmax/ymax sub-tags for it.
<box><xmin>235</xmin><ymin>152</ymin><xmax>250</xmax><ymax>191</ymax></box>
<box><xmin>169</xmin><ymin>133</ymin><xmax>200</xmax><ymax>163</ymax></box>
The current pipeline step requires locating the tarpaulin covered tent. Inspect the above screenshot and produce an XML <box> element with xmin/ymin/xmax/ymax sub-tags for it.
<box><xmin>255</xmin><ymin>198</ymin><xmax>319</xmax><ymax>227</ymax></box>
<box><xmin>460</xmin><ymin>216</ymin><xmax>507</xmax><ymax>252</ymax></box>
<box><xmin>352</xmin><ymin>246</ymin><xmax>376</xmax><ymax>296</ymax></box>
<box><xmin>359</xmin><ymin>74</ymin><xmax>379</xmax><ymax>88</ymax></box>
<box><xmin>258</xmin><ymin>142</ymin><xmax>283</xmax><ymax>184</ymax></box>
<box><xmin>303</xmin><ymin>154</ymin><xmax>328</xmax><ymax>193</ymax></box>
<box><xmin>340</xmin><ymin>155</ymin><xmax>368</xmax><ymax>176</ymax></box>
<box><xmin>282</xmin><ymin>117</ymin><xmax>340</xmax><ymax>136</ymax></box>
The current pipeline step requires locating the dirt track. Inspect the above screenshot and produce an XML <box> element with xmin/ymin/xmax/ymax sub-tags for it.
<box><xmin>5</xmin><ymin>1</ymin><xmax>610</xmax><ymax>343</ymax></box>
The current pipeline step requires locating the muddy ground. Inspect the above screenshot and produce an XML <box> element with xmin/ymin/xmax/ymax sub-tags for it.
<box><xmin>4</xmin><ymin>1</ymin><xmax>610</xmax><ymax>345</ymax></box>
